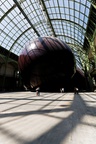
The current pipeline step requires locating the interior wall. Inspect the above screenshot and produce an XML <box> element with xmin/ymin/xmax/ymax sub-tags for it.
<box><xmin>0</xmin><ymin>62</ymin><xmax>17</xmax><ymax>91</ymax></box>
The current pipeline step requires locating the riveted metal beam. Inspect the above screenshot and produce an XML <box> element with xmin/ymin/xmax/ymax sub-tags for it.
<box><xmin>0</xmin><ymin>4</ymin><xmax>16</xmax><ymax>22</ymax></box>
<box><xmin>9</xmin><ymin>27</ymin><xmax>32</xmax><ymax>51</ymax></box>
<box><xmin>13</xmin><ymin>0</ymin><xmax>40</xmax><ymax>37</ymax></box>
<box><xmin>38</xmin><ymin>0</ymin><xmax>56</xmax><ymax>37</ymax></box>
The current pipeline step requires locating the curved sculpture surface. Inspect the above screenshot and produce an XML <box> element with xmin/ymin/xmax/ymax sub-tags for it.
<box><xmin>18</xmin><ymin>36</ymin><xmax>76</xmax><ymax>91</ymax></box>
<box><xmin>70</xmin><ymin>67</ymin><xmax>86</xmax><ymax>91</ymax></box>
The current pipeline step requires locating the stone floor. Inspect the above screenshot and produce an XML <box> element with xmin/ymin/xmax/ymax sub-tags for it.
<box><xmin>0</xmin><ymin>92</ymin><xmax>96</xmax><ymax>144</ymax></box>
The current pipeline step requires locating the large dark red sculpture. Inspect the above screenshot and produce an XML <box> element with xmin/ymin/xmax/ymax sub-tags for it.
<box><xmin>70</xmin><ymin>67</ymin><xmax>86</xmax><ymax>91</ymax></box>
<box><xmin>18</xmin><ymin>36</ymin><xmax>76</xmax><ymax>91</ymax></box>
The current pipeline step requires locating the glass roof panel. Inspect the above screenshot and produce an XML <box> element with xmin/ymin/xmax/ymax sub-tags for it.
<box><xmin>11</xmin><ymin>28</ymin><xmax>38</xmax><ymax>55</ymax></box>
<box><xmin>0</xmin><ymin>0</ymin><xmax>94</xmax><ymax>69</ymax></box>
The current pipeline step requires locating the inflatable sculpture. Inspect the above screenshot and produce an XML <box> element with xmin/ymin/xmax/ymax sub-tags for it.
<box><xmin>18</xmin><ymin>36</ymin><xmax>76</xmax><ymax>91</ymax></box>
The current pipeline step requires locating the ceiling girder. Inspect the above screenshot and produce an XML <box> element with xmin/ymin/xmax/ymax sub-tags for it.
<box><xmin>9</xmin><ymin>27</ymin><xmax>32</xmax><ymax>52</ymax></box>
<box><xmin>13</xmin><ymin>0</ymin><xmax>40</xmax><ymax>37</ymax></box>
<box><xmin>38</xmin><ymin>0</ymin><xmax>56</xmax><ymax>37</ymax></box>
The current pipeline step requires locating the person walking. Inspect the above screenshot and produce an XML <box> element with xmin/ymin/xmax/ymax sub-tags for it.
<box><xmin>36</xmin><ymin>87</ymin><xmax>40</xmax><ymax>96</ymax></box>
<box><xmin>74</xmin><ymin>87</ymin><xmax>78</xmax><ymax>94</ymax></box>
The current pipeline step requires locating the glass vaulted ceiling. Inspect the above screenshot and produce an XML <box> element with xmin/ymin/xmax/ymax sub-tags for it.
<box><xmin>0</xmin><ymin>0</ymin><xmax>95</xmax><ymax>69</ymax></box>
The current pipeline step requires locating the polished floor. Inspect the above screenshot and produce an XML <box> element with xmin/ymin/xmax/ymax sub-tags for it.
<box><xmin>0</xmin><ymin>92</ymin><xmax>96</xmax><ymax>144</ymax></box>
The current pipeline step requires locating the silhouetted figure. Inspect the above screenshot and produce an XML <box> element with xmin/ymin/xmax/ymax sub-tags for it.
<box><xmin>74</xmin><ymin>87</ymin><xmax>79</xmax><ymax>94</ymax></box>
<box><xmin>60</xmin><ymin>88</ymin><xmax>64</xmax><ymax>93</ymax></box>
<box><xmin>36</xmin><ymin>87</ymin><xmax>40</xmax><ymax>96</ymax></box>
